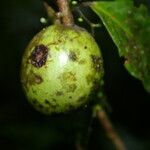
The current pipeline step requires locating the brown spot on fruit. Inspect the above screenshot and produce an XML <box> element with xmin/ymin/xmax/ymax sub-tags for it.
<box><xmin>59</xmin><ymin>72</ymin><xmax>77</xmax><ymax>82</ymax></box>
<box><xmin>84</xmin><ymin>46</ymin><xmax>87</xmax><ymax>49</ymax></box>
<box><xmin>47</xmin><ymin>40</ymin><xmax>62</xmax><ymax>47</ymax></box>
<box><xmin>32</xmin><ymin>90</ymin><xmax>37</xmax><ymax>94</ymax></box>
<box><xmin>86</xmin><ymin>74</ymin><xmax>94</xmax><ymax>84</ymax></box>
<box><xmin>59</xmin><ymin>72</ymin><xmax>77</xmax><ymax>93</ymax></box>
<box><xmin>67</xmin><ymin>84</ymin><xmax>77</xmax><ymax>92</ymax></box>
<box><xmin>34</xmin><ymin>75</ymin><xmax>43</xmax><ymax>84</ymax></box>
<box><xmin>91</xmin><ymin>55</ymin><xmax>103</xmax><ymax>71</ymax></box>
<box><xmin>69</xmin><ymin>51</ymin><xmax>77</xmax><ymax>61</ymax></box>
<box><xmin>44</xmin><ymin>99</ymin><xmax>57</xmax><ymax>109</ymax></box>
<box><xmin>52</xmin><ymin>98</ymin><xmax>56</xmax><ymax>102</ymax></box>
<box><xmin>45</xmin><ymin>99</ymin><xmax>50</xmax><ymax>105</ymax></box>
<box><xmin>26</xmin><ymin>72</ymin><xmax>43</xmax><ymax>85</ymax></box>
<box><xmin>78</xmin><ymin>59</ymin><xmax>86</xmax><ymax>64</ymax></box>
<box><xmin>56</xmin><ymin>91</ymin><xmax>63</xmax><ymax>96</ymax></box>
<box><xmin>30</xmin><ymin>44</ymin><xmax>48</xmax><ymax>68</ymax></box>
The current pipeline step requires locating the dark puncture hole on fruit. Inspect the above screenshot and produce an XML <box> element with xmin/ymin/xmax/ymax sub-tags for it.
<box><xmin>84</xmin><ymin>46</ymin><xmax>87</xmax><ymax>49</ymax></box>
<box><xmin>30</xmin><ymin>44</ymin><xmax>48</xmax><ymax>68</ymax></box>
<box><xmin>69</xmin><ymin>51</ymin><xmax>77</xmax><ymax>61</ymax></box>
<box><xmin>91</xmin><ymin>55</ymin><xmax>102</xmax><ymax>71</ymax></box>
<box><xmin>45</xmin><ymin>99</ymin><xmax>50</xmax><ymax>105</ymax></box>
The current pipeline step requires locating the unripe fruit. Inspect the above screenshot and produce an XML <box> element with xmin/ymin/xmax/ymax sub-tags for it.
<box><xmin>21</xmin><ymin>25</ymin><xmax>103</xmax><ymax>114</ymax></box>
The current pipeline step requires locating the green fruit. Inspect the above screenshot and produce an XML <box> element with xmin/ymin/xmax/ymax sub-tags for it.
<box><xmin>21</xmin><ymin>24</ymin><xmax>103</xmax><ymax>114</ymax></box>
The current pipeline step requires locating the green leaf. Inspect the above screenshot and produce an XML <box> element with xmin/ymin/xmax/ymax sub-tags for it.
<box><xmin>91</xmin><ymin>1</ymin><xmax>150</xmax><ymax>93</ymax></box>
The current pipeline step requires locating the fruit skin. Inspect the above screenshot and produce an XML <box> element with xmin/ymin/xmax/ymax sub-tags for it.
<box><xmin>21</xmin><ymin>24</ymin><xmax>103</xmax><ymax>114</ymax></box>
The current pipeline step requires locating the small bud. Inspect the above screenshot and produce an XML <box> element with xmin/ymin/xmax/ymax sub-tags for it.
<box><xmin>40</xmin><ymin>17</ymin><xmax>47</xmax><ymax>24</ymax></box>
<box><xmin>78</xmin><ymin>17</ymin><xmax>84</xmax><ymax>22</ymax></box>
<box><xmin>72</xmin><ymin>0</ymin><xmax>78</xmax><ymax>5</ymax></box>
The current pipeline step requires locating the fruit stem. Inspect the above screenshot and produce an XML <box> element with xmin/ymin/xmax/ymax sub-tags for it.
<box><xmin>56</xmin><ymin>0</ymin><xmax>74</xmax><ymax>26</ymax></box>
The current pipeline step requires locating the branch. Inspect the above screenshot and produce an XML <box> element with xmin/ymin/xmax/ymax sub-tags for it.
<box><xmin>93</xmin><ymin>105</ymin><xmax>126</xmax><ymax>150</ymax></box>
<box><xmin>43</xmin><ymin>2</ymin><xmax>61</xmax><ymax>24</ymax></box>
<box><xmin>56</xmin><ymin>0</ymin><xmax>74</xmax><ymax>26</ymax></box>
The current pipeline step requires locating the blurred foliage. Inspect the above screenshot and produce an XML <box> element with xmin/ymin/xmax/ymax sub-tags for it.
<box><xmin>91</xmin><ymin>0</ymin><xmax>150</xmax><ymax>93</ymax></box>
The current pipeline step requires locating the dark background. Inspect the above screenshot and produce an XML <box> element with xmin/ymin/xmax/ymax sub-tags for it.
<box><xmin>0</xmin><ymin>0</ymin><xmax>150</xmax><ymax>150</ymax></box>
